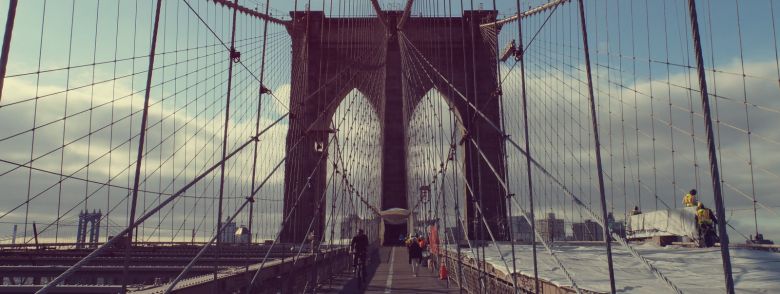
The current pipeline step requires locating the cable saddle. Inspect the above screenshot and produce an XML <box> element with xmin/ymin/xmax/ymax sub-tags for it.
<box><xmin>260</xmin><ymin>85</ymin><xmax>272</xmax><ymax>94</ymax></box>
<box><xmin>230</xmin><ymin>47</ymin><xmax>241</xmax><ymax>63</ymax></box>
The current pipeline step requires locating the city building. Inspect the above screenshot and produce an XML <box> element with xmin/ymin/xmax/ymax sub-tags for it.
<box><xmin>510</xmin><ymin>216</ymin><xmax>533</xmax><ymax>244</ymax></box>
<box><xmin>536</xmin><ymin>213</ymin><xmax>565</xmax><ymax>243</ymax></box>
<box><xmin>609</xmin><ymin>221</ymin><xmax>626</xmax><ymax>240</ymax></box>
<box><xmin>606</xmin><ymin>212</ymin><xmax>626</xmax><ymax>240</ymax></box>
<box><xmin>235</xmin><ymin>225</ymin><xmax>251</xmax><ymax>244</ymax></box>
<box><xmin>340</xmin><ymin>214</ymin><xmax>378</xmax><ymax>240</ymax></box>
<box><xmin>444</xmin><ymin>223</ymin><xmax>465</xmax><ymax>244</ymax></box>
<box><xmin>220</xmin><ymin>219</ymin><xmax>237</xmax><ymax>243</ymax></box>
<box><xmin>572</xmin><ymin>220</ymin><xmax>603</xmax><ymax>241</ymax></box>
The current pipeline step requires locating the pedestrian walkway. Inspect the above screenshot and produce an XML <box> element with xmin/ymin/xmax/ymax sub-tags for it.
<box><xmin>319</xmin><ymin>246</ymin><xmax>459</xmax><ymax>293</ymax></box>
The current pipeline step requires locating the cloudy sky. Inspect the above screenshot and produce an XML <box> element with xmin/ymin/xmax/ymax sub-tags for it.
<box><xmin>0</xmin><ymin>0</ymin><xmax>778</xmax><ymax>247</ymax></box>
<box><xmin>398</xmin><ymin>0</ymin><xmax>780</xmax><ymax>242</ymax></box>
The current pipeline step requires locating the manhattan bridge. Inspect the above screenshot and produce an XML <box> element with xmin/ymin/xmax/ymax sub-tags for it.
<box><xmin>0</xmin><ymin>0</ymin><xmax>778</xmax><ymax>293</ymax></box>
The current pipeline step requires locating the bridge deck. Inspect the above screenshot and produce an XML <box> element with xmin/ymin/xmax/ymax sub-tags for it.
<box><xmin>321</xmin><ymin>246</ymin><xmax>457</xmax><ymax>294</ymax></box>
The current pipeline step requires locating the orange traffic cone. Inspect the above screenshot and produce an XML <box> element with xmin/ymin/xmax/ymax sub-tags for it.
<box><xmin>439</xmin><ymin>262</ymin><xmax>448</xmax><ymax>280</ymax></box>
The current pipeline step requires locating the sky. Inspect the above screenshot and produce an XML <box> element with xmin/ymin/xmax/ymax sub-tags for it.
<box><xmin>0</xmin><ymin>0</ymin><xmax>778</xmax><ymax>246</ymax></box>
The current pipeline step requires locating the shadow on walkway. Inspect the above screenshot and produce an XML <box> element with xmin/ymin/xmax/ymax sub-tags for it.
<box><xmin>317</xmin><ymin>246</ymin><xmax>382</xmax><ymax>294</ymax></box>
<box><xmin>318</xmin><ymin>246</ymin><xmax>460</xmax><ymax>294</ymax></box>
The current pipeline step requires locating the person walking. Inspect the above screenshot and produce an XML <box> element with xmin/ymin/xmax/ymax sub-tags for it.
<box><xmin>407</xmin><ymin>235</ymin><xmax>423</xmax><ymax>276</ymax></box>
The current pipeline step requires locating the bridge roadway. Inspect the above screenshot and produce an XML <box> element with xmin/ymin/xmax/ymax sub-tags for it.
<box><xmin>320</xmin><ymin>246</ymin><xmax>458</xmax><ymax>294</ymax></box>
<box><xmin>0</xmin><ymin>243</ymin><xmax>634</xmax><ymax>293</ymax></box>
<box><xmin>128</xmin><ymin>246</ymin><xmax>458</xmax><ymax>293</ymax></box>
<box><xmin>0</xmin><ymin>244</ymin><xmax>338</xmax><ymax>292</ymax></box>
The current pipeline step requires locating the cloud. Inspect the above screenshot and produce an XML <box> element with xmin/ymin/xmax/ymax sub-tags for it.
<box><xmin>0</xmin><ymin>61</ymin><xmax>291</xmax><ymax>242</ymax></box>
<box><xmin>493</xmin><ymin>56</ymin><xmax>780</xmax><ymax>240</ymax></box>
<box><xmin>1</xmin><ymin>13</ymin><xmax>778</xmax><ymax>246</ymax></box>
<box><xmin>270</xmin><ymin>84</ymin><xmax>291</xmax><ymax>116</ymax></box>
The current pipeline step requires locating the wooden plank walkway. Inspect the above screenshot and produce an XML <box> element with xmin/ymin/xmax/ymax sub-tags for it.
<box><xmin>318</xmin><ymin>246</ymin><xmax>460</xmax><ymax>294</ymax></box>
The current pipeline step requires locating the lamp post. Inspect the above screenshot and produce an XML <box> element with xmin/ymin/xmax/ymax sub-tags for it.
<box><xmin>420</xmin><ymin>185</ymin><xmax>430</xmax><ymax>234</ymax></box>
<box><xmin>311</xmin><ymin>128</ymin><xmax>336</xmax><ymax>153</ymax></box>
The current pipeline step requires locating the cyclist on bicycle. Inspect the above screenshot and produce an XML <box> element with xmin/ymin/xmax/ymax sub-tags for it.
<box><xmin>351</xmin><ymin>229</ymin><xmax>369</xmax><ymax>268</ymax></box>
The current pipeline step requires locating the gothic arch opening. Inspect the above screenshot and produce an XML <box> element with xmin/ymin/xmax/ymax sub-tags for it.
<box><xmin>325</xmin><ymin>89</ymin><xmax>382</xmax><ymax>244</ymax></box>
<box><xmin>406</xmin><ymin>88</ymin><xmax>466</xmax><ymax>239</ymax></box>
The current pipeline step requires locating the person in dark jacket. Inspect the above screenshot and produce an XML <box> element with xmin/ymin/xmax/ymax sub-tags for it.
<box><xmin>351</xmin><ymin>229</ymin><xmax>369</xmax><ymax>266</ymax></box>
<box><xmin>695</xmin><ymin>202</ymin><xmax>719</xmax><ymax>247</ymax></box>
<box><xmin>407</xmin><ymin>235</ymin><xmax>423</xmax><ymax>276</ymax></box>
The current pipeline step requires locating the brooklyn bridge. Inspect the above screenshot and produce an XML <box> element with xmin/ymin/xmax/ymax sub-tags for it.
<box><xmin>0</xmin><ymin>0</ymin><xmax>778</xmax><ymax>293</ymax></box>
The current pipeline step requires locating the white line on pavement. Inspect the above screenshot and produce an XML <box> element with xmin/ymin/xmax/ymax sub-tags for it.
<box><xmin>384</xmin><ymin>247</ymin><xmax>395</xmax><ymax>293</ymax></box>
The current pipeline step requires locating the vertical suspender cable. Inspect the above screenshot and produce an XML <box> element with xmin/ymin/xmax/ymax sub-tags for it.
<box><xmin>215</xmin><ymin>0</ymin><xmax>241</xmax><ymax>286</ymax></box>
<box><xmin>465</xmin><ymin>2</ymin><xmax>487</xmax><ymax>291</ymax></box>
<box><xmin>514</xmin><ymin>1</ymin><xmax>539</xmax><ymax>293</ymax></box>
<box><xmin>440</xmin><ymin>0</ymin><xmax>452</xmax><ymax>288</ymax></box>
<box><xmin>731</xmin><ymin>0</ymin><xmax>760</xmax><ymax>242</ymax></box>
<box><xmin>486</xmin><ymin>0</ymin><xmax>519</xmax><ymax>291</ymax></box>
<box><xmin>23</xmin><ymin>0</ymin><xmax>46</xmax><ymax>248</ymax></box>
<box><xmin>446</xmin><ymin>2</ymin><xmax>464</xmax><ymax>291</ymax></box>
<box><xmin>121</xmin><ymin>0</ymin><xmax>164</xmax><ymax>292</ymax></box>
<box><xmin>685</xmin><ymin>1</ymin><xmax>735</xmax><ymax>293</ymax></box>
<box><xmin>246</xmin><ymin>0</ymin><xmax>271</xmax><ymax>279</ymax></box>
<box><xmin>0</xmin><ymin>0</ymin><xmax>18</xmax><ymax>103</ymax></box>
<box><xmin>250</xmin><ymin>0</ymin><xmax>271</xmax><ymax>244</ymax></box>
<box><xmin>575</xmin><ymin>0</ymin><xmax>616</xmax><ymax>293</ymax></box>
<box><xmin>455</xmin><ymin>5</ymin><xmax>475</xmax><ymax>289</ymax></box>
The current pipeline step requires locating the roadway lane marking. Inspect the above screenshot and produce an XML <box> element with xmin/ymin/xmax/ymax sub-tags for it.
<box><xmin>384</xmin><ymin>247</ymin><xmax>395</xmax><ymax>293</ymax></box>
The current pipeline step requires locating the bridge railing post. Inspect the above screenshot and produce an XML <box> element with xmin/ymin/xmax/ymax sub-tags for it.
<box><xmin>685</xmin><ymin>1</ymin><xmax>735</xmax><ymax>293</ymax></box>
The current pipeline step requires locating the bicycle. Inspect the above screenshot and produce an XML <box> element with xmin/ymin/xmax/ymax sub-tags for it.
<box><xmin>352</xmin><ymin>251</ymin><xmax>367</xmax><ymax>288</ymax></box>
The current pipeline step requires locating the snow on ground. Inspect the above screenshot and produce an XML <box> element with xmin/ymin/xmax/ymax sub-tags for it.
<box><xmin>448</xmin><ymin>244</ymin><xmax>780</xmax><ymax>293</ymax></box>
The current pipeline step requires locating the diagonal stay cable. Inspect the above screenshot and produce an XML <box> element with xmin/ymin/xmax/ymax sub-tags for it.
<box><xmin>244</xmin><ymin>127</ymin><xmax>342</xmax><ymax>292</ymax></box>
<box><xmin>400</xmin><ymin>31</ymin><xmax>527</xmax><ymax>292</ymax></box>
<box><xmin>36</xmin><ymin>119</ymin><xmax>288</xmax><ymax>293</ymax></box>
<box><xmin>523</xmin><ymin>146</ymin><xmax>683</xmax><ymax>294</ymax></box>
<box><xmin>162</xmin><ymin>145</ymin><xmax>290</xmax><ymax>293</ymax></box>
<box><xmin>464</xmin><ymin>135</ymin><xmax>582</xmax><ymax>293</ymax></box>
<box><xmin>496</xmin><ymin>2</ymin><xmax>562</xmax><ymax>88</ymax></box>
<box><xmin>180</xmin><ymin>0</ymin><xmax>289</xmax><ymax>111</ymax></box>
<box><xmin>36</xmin><ymin>113</ymin><xmax>288</xmax><ymax>293</ymax></box>
<box><xmin>244</xmin><ymin>32</ymin><xmax>392</xmax><ymax>289</ymax></box>
<box><xmin>29</xmin><ymin>33</ymin><xmax>362</xmax><ymax>247</ymax></box>
<box><xmin>480</xmin><ymin>0</ymin><xmax>569</xmax><ymax>28</ymax></box>
<box><xmin>329</xmin><ymin>112</ymin><xmax>382</xmax><ymax>217</ymax></box>
<box><xmin>6</xmin><ymin>64</ymin><xmax>238</xmax><ymax>232</ymax></box>
<box><xmin>401</xmin><ymin>28</ymin><xmax>683</xmax><ymax>294</ymax></box>
<box><xmin>290</xmin><ymin>67</ymin><xmax>386</xmax><ymax>265</ymax></box>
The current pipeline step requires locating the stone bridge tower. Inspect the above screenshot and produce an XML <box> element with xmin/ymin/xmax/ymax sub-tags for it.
<box><xmin>280</xmin><ymin>10</ymin><xmax>508</xmax><ymax>244</ymax></box>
